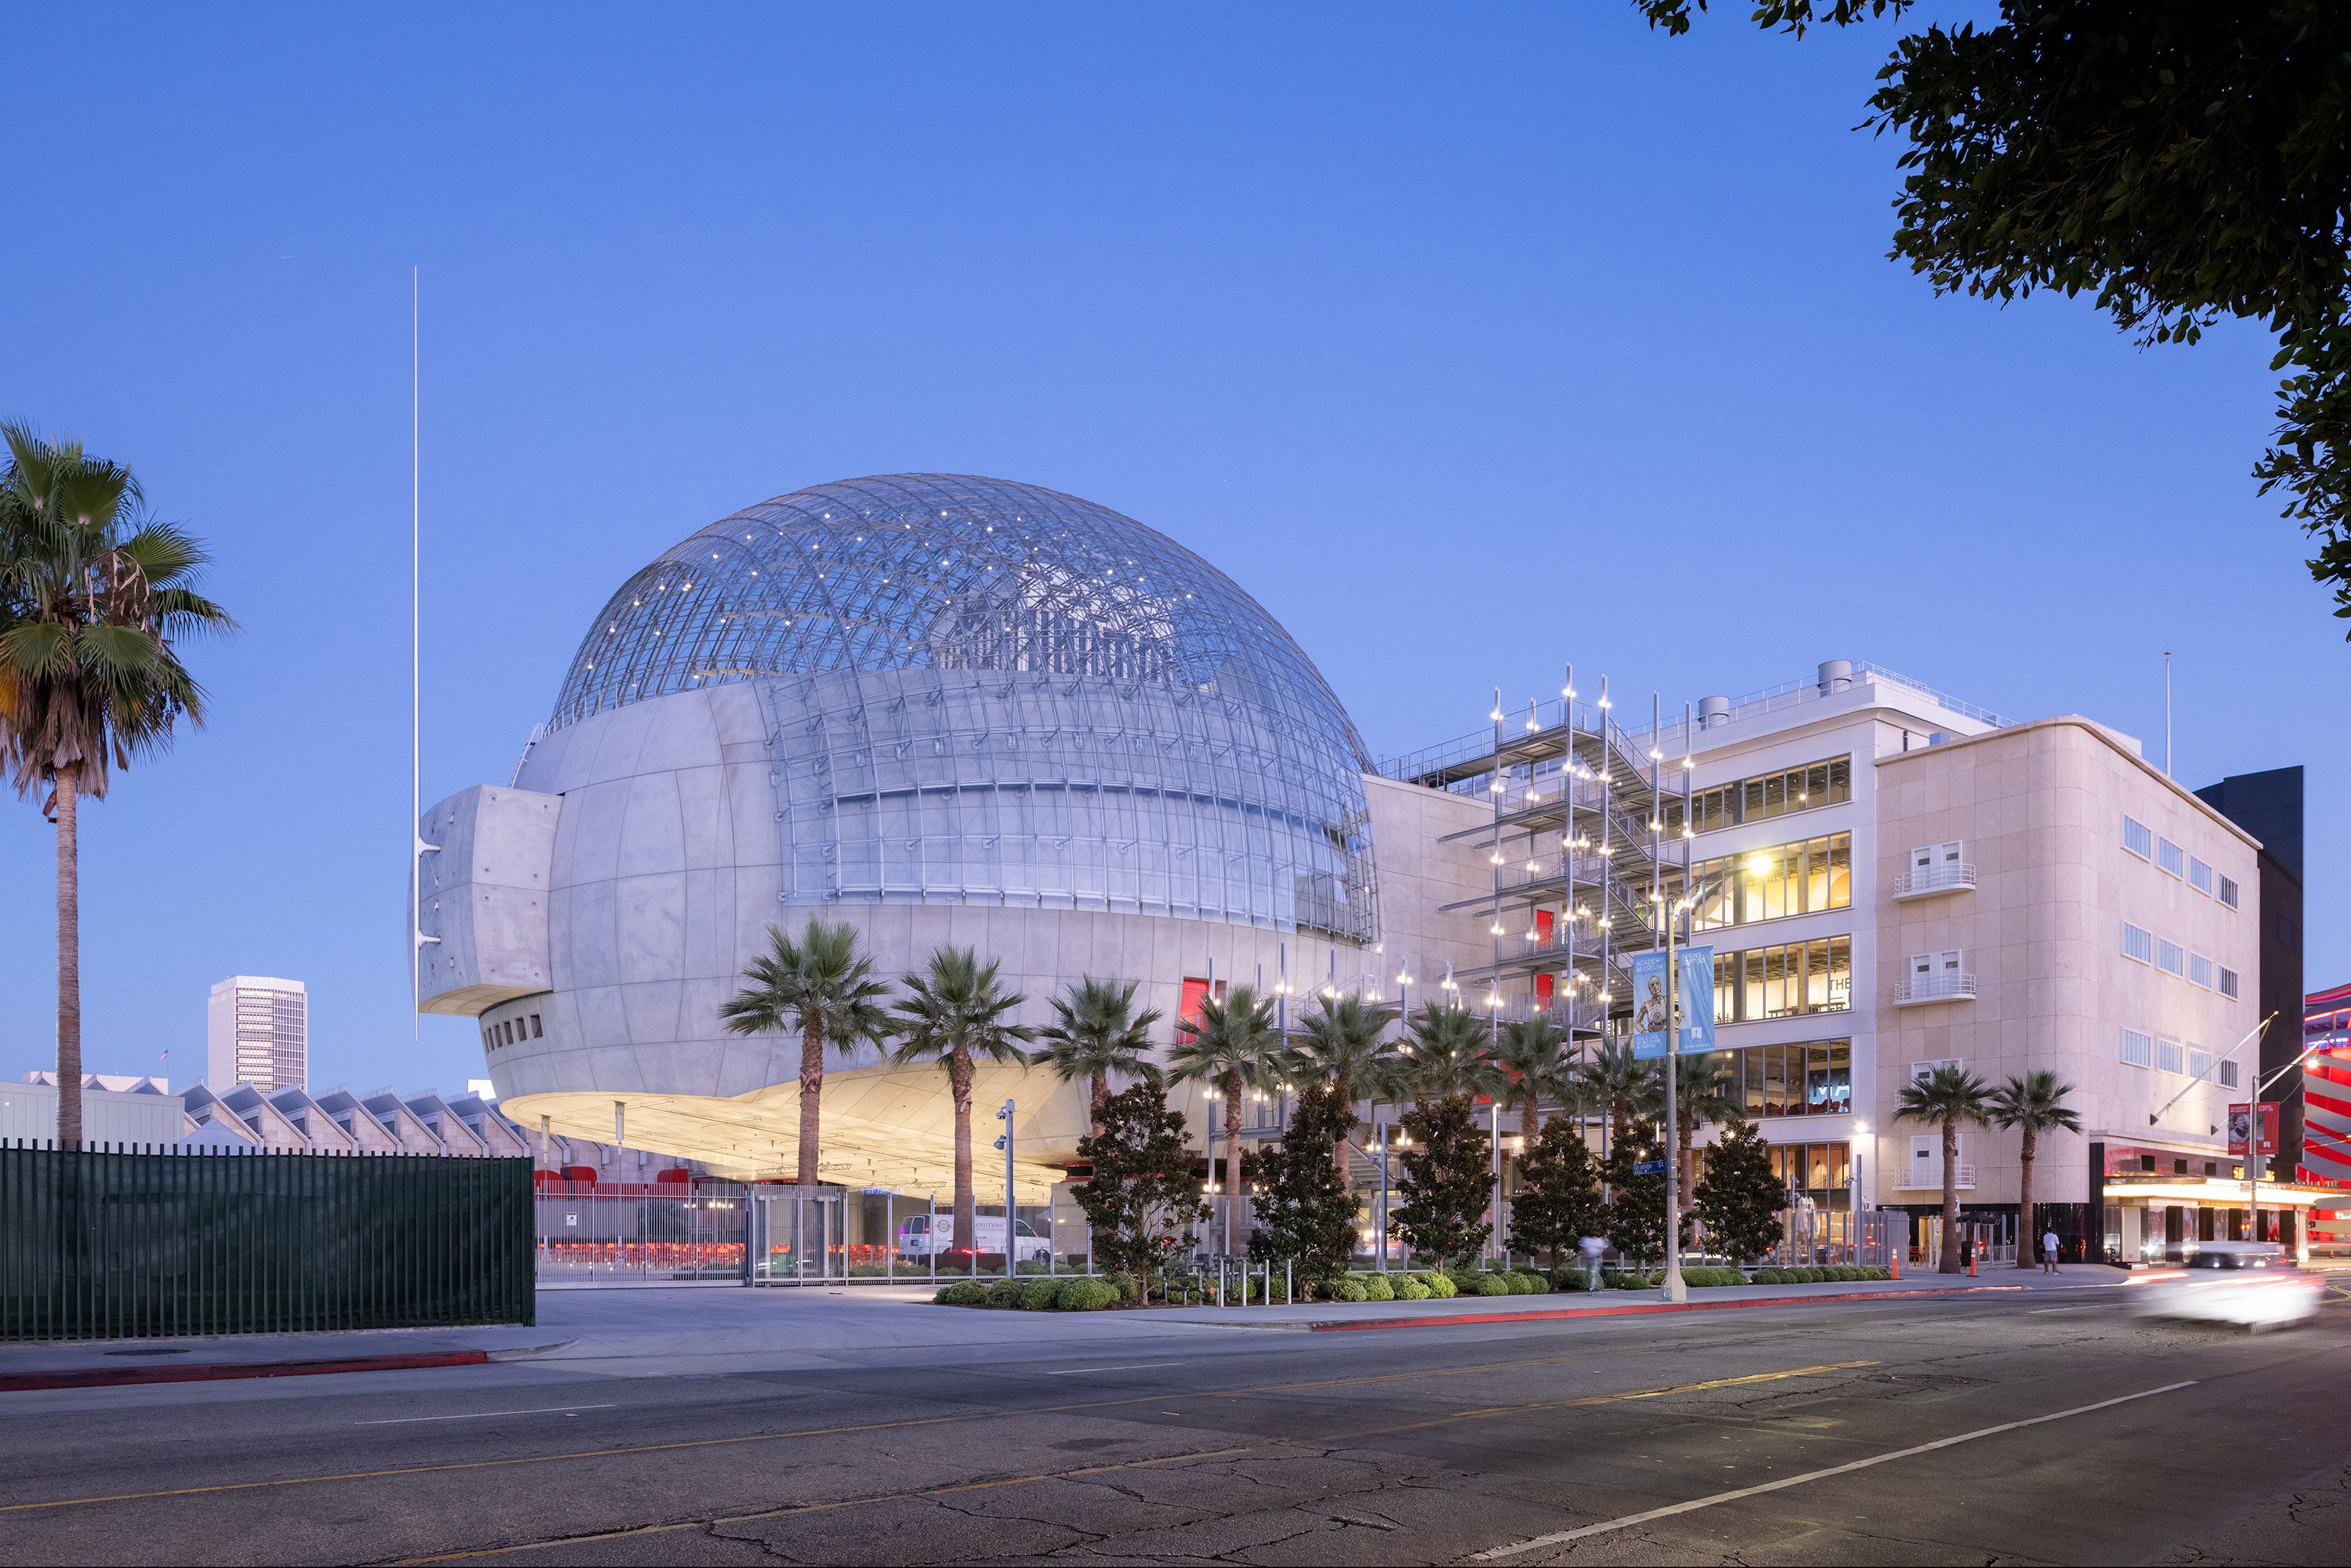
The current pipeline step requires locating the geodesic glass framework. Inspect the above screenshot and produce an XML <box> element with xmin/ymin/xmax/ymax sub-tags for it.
<box><xmin>550</xmin><ymin>474</ymin><xmax>1378</xmax><ymax>942</ymax></box>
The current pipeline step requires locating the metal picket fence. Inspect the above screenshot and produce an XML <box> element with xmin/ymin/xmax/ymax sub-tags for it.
<box><xmin>0</xmin><ymin>1140</ymin><xmax>535</xmax><ymax>1341</ymax></box>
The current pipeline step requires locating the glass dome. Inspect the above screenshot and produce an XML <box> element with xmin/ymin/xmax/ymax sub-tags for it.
<box><xmin>550</xmin><ymin>474</ymin><xmax>1378</xmax><ymax>943</ymax></box>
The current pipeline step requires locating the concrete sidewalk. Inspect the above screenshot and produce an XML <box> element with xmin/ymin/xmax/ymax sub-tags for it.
<box><xmin>0</xmin><ymin>1265</ymin><xmax>2128</xmax><ymax>1389</ymax></box>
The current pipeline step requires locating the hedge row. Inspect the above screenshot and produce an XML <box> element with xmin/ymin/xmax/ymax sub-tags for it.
<box><xmin>933</xmin><ymin>1273</ymin><xmax>1142</xmax><ymax>1310</ymax></box>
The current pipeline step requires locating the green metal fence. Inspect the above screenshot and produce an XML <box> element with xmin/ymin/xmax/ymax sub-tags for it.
<box><xmin>0</xmin><ymin>1142</ymin><xmax>535</xmax><ymax>1341</ymax></box>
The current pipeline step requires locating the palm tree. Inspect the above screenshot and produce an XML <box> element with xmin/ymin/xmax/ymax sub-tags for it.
<box><xmin>1990</xmin><ymin>1070</ymin><xmax>2082</xmax><ymax>1269</ymax></box>
<box><xmin>888</xmin><ymin>947</ymin><xmax>1034</xmax><ymax>1263</ymax></box>
<box><xmin>1396</xmin><ymin>1002</ymin><xmax>1505</xmax><ymax>1103</ymax></box>
<box><xmin>1897</xmin><ymin>1063</ymin><xmax>1995</xmax><ymax>1273</ymax></box>
<box><xmin>0</xmin><ymin>425</ymin><xmax>232</xmax><ymax>1149</ymax></box>
<box><xmin>1577</xmin><ymin>1041</ymin><xmax>1662</xmax><ymax>1159</ymax></box>
<box><xmin>1168</xmin><ymin>983</ymin><xmax>1278</xmax><ymax>1254</ymax></box>
<box><xmin>1668</xmin><ymin>1053</ymin><xmax>1741</xmax><ymax>1201</ymax></box>
<box><xmin>1493</xmin><ymin>1015</ymin><xmax>1578</xmax><ymax>1138</ymax></box>
<box><xmin>1285</xmin><ymin>992</ymin><xmax>1400</xmax><ymax>1190</ymax></box>
<box><xmin>719</xmin><ymin>918</ymin><xmax>893</xmax><ymax>1190</ymax></box>
<box><xmin>1029</xmin><ymin>976</ymin><xmax>1162</xmax><ymax>1135</ymax></box>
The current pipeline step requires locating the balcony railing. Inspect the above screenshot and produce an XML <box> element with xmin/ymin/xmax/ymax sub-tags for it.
<box><xmin>1900</xmin><ymin>1164</ymin><xmax>1978</xmax><ymax>1191</ymax></box>
<box><xmin>1894</xmin><ymin>972</ymin><xmax>1978</xmax><ymax>1005</ymax></box>
<box><xmin>1895</xmin><ymin>863</ymin><xmax>1977</xmax><ymax>899</ymax></box>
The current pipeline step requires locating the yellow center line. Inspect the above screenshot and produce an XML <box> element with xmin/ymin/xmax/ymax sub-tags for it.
<box><xmin>392</xmin><ymin>1360</ymin><xmax>1878</xmax><ymax>1563</ymax></box>
<box><xmin>0</xmin><ymin>1350</ymin><xmax>1873</xmax><ymax>1521</ymax></box>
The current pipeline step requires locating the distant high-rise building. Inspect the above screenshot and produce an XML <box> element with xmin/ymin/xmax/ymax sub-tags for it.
<box><xmin>206</xmin><ymin>976</ymin><xmax>307</xmax><ymax>1091</ymax></box>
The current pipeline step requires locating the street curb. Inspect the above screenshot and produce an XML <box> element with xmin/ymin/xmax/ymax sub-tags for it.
<box><xmin>1310</xmin><ymin>1284</ymin><xmax>2029</xmax><ymax>1331</ymax></box>
<box><xmin>0</xmin><ymin>1349</ymin><xmax>492</xmax><ymax>1392</ymax></box>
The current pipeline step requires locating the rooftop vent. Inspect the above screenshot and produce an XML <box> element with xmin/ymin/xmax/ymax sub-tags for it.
<box><xmin>1817</xmin><ymin>659</ymin><xmax>1854</xmax><ymax>695</ymax></box>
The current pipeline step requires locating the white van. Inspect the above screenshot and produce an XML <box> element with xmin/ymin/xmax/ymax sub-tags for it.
<box><xmin>897</xmin><ymin>1213</ymin><xmax>1052</xmax><ymax>1264</ymax></box>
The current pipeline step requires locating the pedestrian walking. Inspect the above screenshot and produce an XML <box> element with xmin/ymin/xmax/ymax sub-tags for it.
<box><xmin>2041</xmin><ymin>1227</ymin><xmax>2060</xmax><ymax>1274</ymax></box>
<box><xmin>1579</xmin><ymin>1233</ymin><xmax>1606</xmax><ymax>1292</ymax></box>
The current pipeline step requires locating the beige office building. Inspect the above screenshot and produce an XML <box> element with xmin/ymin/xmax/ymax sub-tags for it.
<box><xmin>206</xmin><ymin>976</ymin><xmax>308</xmax><ymax>1093</ymax></box>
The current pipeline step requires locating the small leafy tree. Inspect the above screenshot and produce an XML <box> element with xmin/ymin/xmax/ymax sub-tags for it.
<box><xmin>1694</xmin><ymin>1118</ymin><xmax>1785</xmax><ymax>1264</ymax></box>
<box><xmin>1507</xmin><ymin>1114</ymin><xmax>1605</xmax><ymax>1267</ymax></box>
<box><xmin>1601</xmin><ymin>1124</ymin><xmax>1671</xmax><ymax>1266</ymax></box>
<box><xmin>1390</xmin><ymin>1092</ymin><xmax>1492</xmax><ymax>1267</ymax></box>
<box><xmin>1073</xmin><ymin>1078</ymin><xmax>1208</xmax><ymax>1295</ymax></box>
<box><xmin>1243</xmin><ymin>1081</ymin><xmax>1358</xmax><ymax>1291</ymax></box>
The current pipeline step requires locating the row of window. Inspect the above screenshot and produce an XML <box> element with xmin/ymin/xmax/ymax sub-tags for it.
<box><xmin>1709</xmin><ymin>1038</ymin><xmax>1853</xmax><ymax>1117</ymax></box>
<box><xmin>1664</xmin><ymin>755</ymin><xmax>1852</xmax><ymax>837</ymax></box>
<box><xmin>484</xmin><ymin>1013</ymin><xmax>544</xmax><ymax>1050</ymax></box>
<box><xmin>1682</xmin><ymin>832</ymin><xmax>1853</xmax><ymax>932</ymax></box>
<box><xmin>2120</xmin><ymin>922</ymin><xmax>2240</xmax><ymax>997</ymax></box>
<box><xmin>2123</xmin><ymin>814</ymin><xmax>2240</xmax><ymax>908</ymax></box>
<box><xmin>1706</xmin><ymin>936</ymin><xmax>1853</xmax><ymax>1023</ymax></box>
<box><xmin>2119</xmin><ymin>1027</ymin><xmax>2242</xmax><ymax>1087</ymax></box>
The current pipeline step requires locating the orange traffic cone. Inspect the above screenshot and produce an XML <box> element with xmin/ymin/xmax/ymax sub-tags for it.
<box><xmin>1968</xmin><ymin>1245</ymin><xmax>1977</xmax><ymax>1277</ymax></box>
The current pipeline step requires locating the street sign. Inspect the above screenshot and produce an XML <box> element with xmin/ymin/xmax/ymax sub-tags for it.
<box><xmin>1632</xmin><ymin>1159</ymin><xmax>1666</xmax><ymax>1177</ymax></box>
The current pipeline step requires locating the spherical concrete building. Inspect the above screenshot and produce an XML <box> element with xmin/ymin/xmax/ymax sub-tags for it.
<box><xmin>415</xmin><ymin>476</ymin><xmax>1473</xmax><ymax>1199</ymax></box>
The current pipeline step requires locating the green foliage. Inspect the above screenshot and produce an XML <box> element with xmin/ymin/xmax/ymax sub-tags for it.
<box><xmin>1330</xmin><ymin>1274</ymin><xmax>1370</xmax><ymax>1302</ymax></box>
<box><xmin>1552</xmin><ymin>1269</ymin><xmax>1588</xmax><ymax>1292</ymax></box>
<box><xmin>1055</xmin><ymin>1276</ymin><xmax>1119</xmax><ymax>1311</ymax></box>
<box><xmin>1391</xmin><ymin>1092</ymin><xmax>1494</xmax><ymax>1267</ymax></box>
<box><xmin>933</xmin><ymin>1281</ymin><xmax>987</xmax><ymax>1305</ymax></box>
<box><xmin>1509</xmin><ymin>1116</ymin><xmax>1607</xmax><ymax>1266</ymax></box>
<box><xmin>1074</xmin><ymin>1078</ymin><xmax>1209</xmax><ymax>1289</ymax></box>
<box><xmin>1397</xmin><ymin>1004</ymin><xmax>1505</xmax><ymax>1101</ymax></box>
<box><xmin>720</xmin><ymin>918</ymin><xmax>893</xmax><ymax>1056</ymax></box>
<box><xmin>1752</xmin><ymin>1268</ymin><xmax>1787</xmax><ymax>1285</ymax></box>
<box><xmin>1522</xmin><ymin>1271</ymin><xmax>1552</xmax><ymax>1295</ymax></box>
<box><xmin>1900</xmin><ymin>1062</ymin><xmax>1994</xmax><ymax>1270</ymax></box>
<box><xmin>1244</xmin><ymin>1081</ymin><xmax>1360</xmax><ymax>1290</ymax></box>
<box><xmin>1285</xmin><ymin>993</ymin><xmax>1402</xmax><ymax>1110</ymax></box>
<box><xmin>1361</xmin><ymin>1272</ymin><xmax>1396</xmax><ymax>1302</ymax></box>
<box><xmin>1105</xmin><ymin>1271</ymin><xmax>1141</xmax><ymax>1304</ymax></box>
<box><xmin>1601</xmin><ymin>1124</ymin><xmax>1672</xmax><ymax>1265</ymax></box>
<box><xmin>1017</xmin><ymin>1277</ymin><xmax>1060</xmax><ymax>1310</ymax></box>
<box><xmin>984</xmin><ymin>1279</ymin><xmax>1024</xmax><ymax>1309</ymax></box>
<box><xmin>1680</xmin><ymin>1267</ymin><xmax>1744</xmax><ymax>1287</ymax></box>
<box><xmin>1419</xmin><ymin>1270</ymin><xmax>1458</xmax><ymax>1298</ymax></box>
<box><xmin>1393</xmin><ymin>1273</ymin><xmax>1432</xmax><ymax>1300</ymax></box>
<box><xmin>1493</xmin><ymin>1016</ymin><xmax>1578</xmax><ymax>1130</ymax></box>
<box><xmin>1030</xmin><ymin>976</ymin><xmax>1162</xmax><ymax>1117</ymax></box>
<box><xmin>1469</xmin><ymin>1272</ymin><xmax>1513</xmax><ymax>1297</ymax></box>
<box><xmin>1636</xmin><ymin>2</ymin><xmax>2351</xmax><ymax>627</ymax></box>
<box><xmin>1694</xmin><ymin>1119</ymin><xmax>1788</xmax><ymax>1264</ymax></box>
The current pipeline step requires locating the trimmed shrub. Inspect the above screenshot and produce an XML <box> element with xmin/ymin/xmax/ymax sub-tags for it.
<box><xmin>1472</xmin><ymin>1273</ymin><xmax>1514</xmax><ymax>1297</ymax></box>
<box><xmin>934</xmin><ymin>1281</ymin><xmax>987</xmax><ymax>1305</ymax></box>
<box><xmin>1682</xmin><ymin>1267</ymin><xmax>1744</xmax><ymax>1288</ymax></box>
<box><xmin>1056</xmin><ymin>1277</ymin><xmax>1118</xmax><ymax>1312</ymax></box>
<box><xmin>1363</xmin><ymin>1273</ymin><xmax>1396</xmax><ymax>1302</ymax></box>
<box><xmin>984</xmin><ymin>1279</ymin><xmax>1025</xmax><ymax>1309</ymax></box>
<box><xmin>1393</xmin><ymin>1273</ymin><xmax>1432</xmax><ymax>1300</ymax></box>
<box><xmin>1105</xmin><ymin>1272</ymin><xmax>1141</xmax><ymax>1303</ymax></box>
<box><xmin>1329</xmin><ymin>1275</ymin><xmax>1370</xmax><ymax>1302</ymax></box>
<box><xmin>1523</xmin><ymin>1272</ymin><xmax>1552</xmax><ymax>1295</ymax></box>
<box><xmin>1016</xmin><ymin>1259</ymin><xmax>1053</xmax><ymax>1276</ymax></box>
<box><xmin>1422</xmin><ymin>1271</ymin><xmax>1458</xmax><ymax>1298</ymax></box>
<box><xmin>1865</xmin><ymin>1266</ymin><xmax>1892</xmax><ymax>1281</ymax></box>
<box><xmin>1552</xmin><ymin>1268</ymin><xmax>1588</xmax><ymax>1292</ymax></box>
<box><xmin>1752</xmin><ymin>1268</ymin><xmax>1786</xmax><ymax>1285</ymax></box>
<box><xmin>1019</xmin><ymin>1278</ymin><xmax>1061</xmax><ymax>1310</ymax></box>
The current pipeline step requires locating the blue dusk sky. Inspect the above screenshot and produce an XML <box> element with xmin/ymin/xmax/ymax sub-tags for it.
<box><xmin>1</xmin><ymin>4</ymin><xmax>2336</xmax><ymax>1095</ymax></box>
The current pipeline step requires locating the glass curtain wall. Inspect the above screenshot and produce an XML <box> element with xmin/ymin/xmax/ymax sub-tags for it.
<box><xmin>1686</xmin><ymin>833</ymin><xmax>1851</xmax><ymax>931</ymax></box>
<box><xmin>1710</xmin><ymin>937</ymin><xmax>1853</xmax><ymax>1022</ymax></box>
<box><xmin>1666</xmin><ymin>756</ymin><xmax>1851</xmax><ymax>836</ymax></box>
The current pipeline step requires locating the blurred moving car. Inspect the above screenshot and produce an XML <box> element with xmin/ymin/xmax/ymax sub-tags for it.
<box><xmin>2129</xmin><ymin>1241</ymin><xmax>2324</xmax><ymax>1330</ymax></box>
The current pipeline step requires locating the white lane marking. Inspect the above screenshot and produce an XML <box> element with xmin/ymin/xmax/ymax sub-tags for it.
<box><xmin>359</xmin><ymin>1403</ymin><xmax>618</xmax><ymax>1425</ymax></box>
<box><xmin>1041</xmin><ymin>1361</ymin><xmax>1185</xmax><ymax>1375</ymax></box>
<box><xmin>1472</xmin><ymin>1380</ymin><xmax>2197</xmax><ymax>1560</ymax></box>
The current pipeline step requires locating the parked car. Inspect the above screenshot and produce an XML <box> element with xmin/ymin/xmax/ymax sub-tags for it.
<box><xmin>2129</xmin><ymin>1241</ymin><xmax>2324</xmax><ymax>1330</ymax></box>
<box><xmin>897</xmin><ymin>1213</ymin><xmax>1053</xmax><ymax>1264</ymax></box>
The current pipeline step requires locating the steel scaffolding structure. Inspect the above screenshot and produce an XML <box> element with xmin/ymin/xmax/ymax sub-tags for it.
<box><xmin>1378</xmin><ymin>670</ymin><xmax>1694</xmax><ymax>1041</ymax></box>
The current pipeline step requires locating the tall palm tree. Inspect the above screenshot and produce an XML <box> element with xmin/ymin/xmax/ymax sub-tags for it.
<box><xmin>1493</xmin><ymin>1015</ymin><xmax>1578</xmax><ymax>1137</ymax></box>
<box><xmin>719</xmin><ymin>918</ymin><xmax>893</xmax><ymax>1190</ymax></box>
<box><xmin>1668</xmin><ymin>1052</ymin><xmax>1741</xmax><ymax>1200</ymax></box>
<box><xmin>1577</xmin><ymin>1040</ymin><xmax>1662</xmax><ymax>1158</ymax></box>
<box><xmin>1028</xmin><ymin>975</ymin><xmax>1161</xmax><ymax>1135</ymax></box>
<box><xmin>1897</xmin><ymin>1063</ymin><xmax>1995</xmax><ymax>1274</ymax></box>
<box><xmin>1285</xmin><ymin>992</ymin><xmax>1400</xmax><ymax>1190</ymax></box>
<box><xmin>1168</xmin><ymin>983</ymin><xmax>1278</xmax><ymax>1254</ymax></box>
<box><xmin>1990</xmin><ymin>1070</ymin><xmax>2082</xmax><ymax>1269</ymax></box>
<box><xmin>1396</xmin><ymin>1001</ymin><xmax>1505</xmax><ymax>1103</ymax></box>
<box><xmin>0</xmin><ymin>425</ymin><xmax>231</xmax><ymax>1149</ymax></box>
<box><xmin>889</xmin><ymin>947</ymin><xmax>1034</xmax><ymax>1262</ymax></box>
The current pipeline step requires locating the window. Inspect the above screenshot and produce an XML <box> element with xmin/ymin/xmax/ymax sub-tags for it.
<box><xmin>2157</xmin><ymin>939</ymin><xmax>2185</xmax><ymax>977</ymax></box>
<box><xmin>2157</xmin><ymin>1037</ymin><xmax>2186</xmax><ymax>1074</ymax></box>
<box><xmin>1904</xmin><ymin>840</ymin><xmax>1967</xmax><ymax>893</ymax></box>
<box><xmin>2219</xmin><ymin>875</ymin><xmax>2241</xmax><ymax>910</ymax></box>
<box><xmin>1709</xmin><ymin>935</ymin><xmax>1852</xmax><ymax>1022</ymax></box>
<box><xmin>1906</xmin><ymin>951</ymin><xmax>1967</xmax><ymax>1000</ymax></box>
<box><xmin>2187</xmin><ymin>1047</ymin><xmax>2212</xmax><ymax>1081</ymax></box>
<box><xmin>1722</xmin><ymin>1040</ymin><xmax>1851</xmax><ymax>1118</ymax></box>
<box><xmin>530</xmin><ymin>1014</ymin><xmax>544</xmax><ymax>1038</ymax></box>
<box><xmin>1683</xmin><ymin>832</ymin><xmax>1851</xmax><ymax>930</ymax></box>
<box><xmin>2188</xmin><ymin>954</ymin><xmax>2214</xmax><ymax>989</ymax></box>
<box><xmin>2157</xmin><ymin>838</ymin><xmax>2186</xmax><ymax>877</ymax></box>
<box><xmin>1663</xmin><ymin>755</ymin><xmax>1852</xmax><ymax>835</ymax></box>
<box><xmin>2120</xmin><ymin>1029</ymin><xmax>2153</xmax><ymax>1068</ymax></box>
<box><xmin>2189</xmin><ymin>856</ymin><xmax>2214</xmax><ymax>895</ymax></box>
<box><xmin>2123</xmin><ymin>816</ymin><xmax>2153</xmax><ymax>858</ymax></box>
<box><xmin>2122</xmin><ymin>923</ymin><xmax>2154</xmax><ymax>963</ymax></box>
<box><xmin>2219</xmin><ymin>1059</ymin><xmax>2241</xmax><ymax>1089</ymax></box>
<box><xmin>2219</xmin><ymin>966</ymin><xmax>2241</xmax><ymax>1000</ymax></box>
<box><xmin>1912</xmin><ymin>1056</ymin><xmax>1963</xmax><ymax>1082</ymax></box>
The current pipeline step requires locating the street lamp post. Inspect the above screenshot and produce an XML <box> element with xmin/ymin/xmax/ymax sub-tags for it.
<box><xmin>994</xmin><ymin>1099</ymin><xmax>1016</xmax><ymax>1275</ymax></box>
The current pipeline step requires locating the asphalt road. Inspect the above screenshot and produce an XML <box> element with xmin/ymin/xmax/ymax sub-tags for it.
<box><xmin>1</xmin><ymin>1287</ymin><xmax>2346</xmax><ymax>1566</ymax></box>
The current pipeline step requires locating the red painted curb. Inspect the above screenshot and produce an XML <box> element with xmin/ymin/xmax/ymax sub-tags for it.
<box><xmin>0</xmin><ymin>1349</ymin><xmax>491</xmax><ymax>1392</ymax></box>
<box><xmin>1310</xmin><ymin>1284</ymin><xmax>2025</xmax><ymax>1332</ymax></box>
